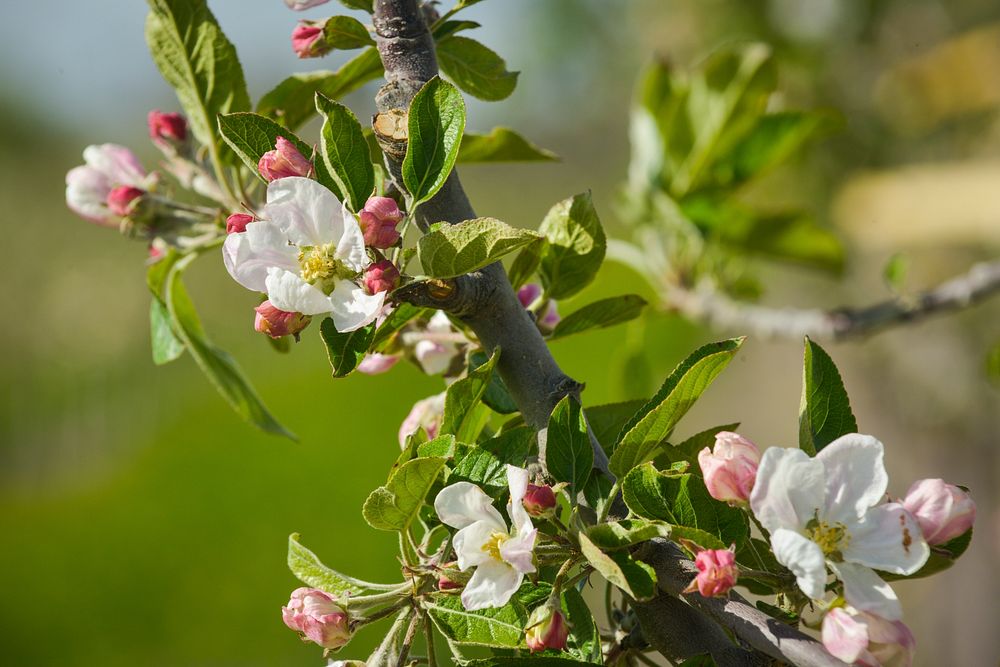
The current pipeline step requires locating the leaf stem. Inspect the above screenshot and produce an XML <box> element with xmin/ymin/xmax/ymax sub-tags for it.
<box><xmin>597</xmin><ymin>480</ymin><xmax>621</xmax><ymax>524</ymax></box>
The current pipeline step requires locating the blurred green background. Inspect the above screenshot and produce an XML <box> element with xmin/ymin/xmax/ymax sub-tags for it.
<box><xmin>1</xmin><ymin>1</ymin><xmax>998</xmax><ymax>664</ymax></box>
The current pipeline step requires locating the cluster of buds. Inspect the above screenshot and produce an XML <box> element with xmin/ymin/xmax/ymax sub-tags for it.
<box><xmin>683</xmin><ymin>546</ymin><xmax>739</xmax><ymax>598</ymax></box>
<box><xmin>525</xmin><ymin>600</ymin><xmax>569</xmax><ymax>652</ymax></box>
<box><xmin>697</xmin><ymin>431</ymin><xmax>761</xmax><ymax>506</ymax></box>
<box><xmin>281</xmin><ymin>587</ymin><xmax>352</xmax><ymax>650</ymax></box>
<box><xmin>66</xmin><ymin>143</ymin><xmax>154</xmax><ymax>228</ymax></box>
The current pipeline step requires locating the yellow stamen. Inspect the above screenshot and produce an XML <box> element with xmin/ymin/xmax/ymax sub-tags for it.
<box><xmin>482</xmin><ymin>532</ymin><xmax>509</xmax><ymax>561</ymax></box>
<box><xmin>807</xmin><ymin>518</ymin><xmax>850</xmax><ymax>560</ymax></box>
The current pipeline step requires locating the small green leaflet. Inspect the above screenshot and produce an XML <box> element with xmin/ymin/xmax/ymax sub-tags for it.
<box><xmin>320</xmin><ymin>15</ymin><xmax>374</xmax><ymax>50</ymax></box>
<box><xmin>287</xmin><ymin>533</ymin><xmax>399</xmax><ymax>596</ymax></box>
<box><xmin>441</xmin><ymin>348</ymin><xmax>500</xmax><ymax>442</ymax></box>
<box><xmin>578</xmin><ymin>532</ymin><xmax>657</xmax><ymax>601</ymax></box>
<box><xmin>149</xmin><ymin>298</ymin><xmax>185</xmax><ymax>365</ymax></box>
<box><xmin>315</xmin><ymin>93</ymin><xmax>374</xmax><ymax>212</ymax></box>
<box><xmin>549</xmin><ymin>295</ymin><xmax>647</xmax><ymax>340</ymax></box>
<box><xmin>470</xmin><ymin>350</ymin><xmax>518</xmax><ymax>414</ymax></box>
<box><xmin>584</xmin><ymin>519</ymin><xmax>672</xmax><ymax>550</ymax></box>
<box><xmin>436</xmin><ymin>36</ymin><xmax>518</xmax><ymax>101</ymax></box>
<box><xmin>538</xmin><ymin>192</ymin><xmax>607</xmax><ymax>300</ymax></box>
<box><xmin>798</xmin><ymin>337</ymin><xmax>858</xmax><ymax>455</ymax></box>
<box><xmin>583</xmin><ymin>399</ymin><xmax>647</xmax><ymax>454</ymax></box>
<box><xmin>609</xmin><ymin>338</ymin><xmax>743</xmax><ymax>477</ymax></box>
<box><xmin>362</xmin><ymin>456</ymin><xmax>447</xmax><ymax>532</ymax></box>
<box><xmin>218</xmin><ymin>112</ymin><xmax>313</xmax><ymax>182</ymax></box>
<box><xmin>402</xmin><ymin>77</ymin><xmax>466</xmax><ymax>206</ymax></box>
<box><xmin>459</xmin><ymin>127</ymin><xmax>558</xmax><ymax>163</ymax></box>
<box><xmin>425</xmin><ymin>593</ymin><xmax>526</xmax><ymax>647</ymax></box>
<box><xmin>506</xmin><ymin>238</ymin><xmax>546</xmax><ymax>290</ymax></box>
<box><xmin>450</xmin><ymin>427</ymin><xmax>534</xmax><ymax>495</ymax></box>
<box><xmin>543</xmin><ymin>396</ymin><xmax>593</xmax><ymax>498</ymax></box>
<box><xmin>337</xmin><ymin>0</ymin><xmax>373</xmax><ymax>11</ymax></box>
<box><xmin>319</xmin><ymin>318</ymin><xmax>375</xmax><ymax>377</ymax></box>
<box><xmin>418</xmin><ymin>217</ymin><xmax>540</xmax><ymax>279</ymax></box>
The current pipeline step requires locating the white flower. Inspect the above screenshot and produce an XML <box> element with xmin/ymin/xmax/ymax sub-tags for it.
<box><xmin>413</xmin><ymin>311</ymin><xmax>463</xmax><ymax>375</ymax></box>
<box><xmin>223</xmin><ymin>178</ymin><xmax>384</xmax><ymax>332</ymax></box>
<box><xmin>434</xmin><ymin>465</ymin><xmax>537</xmax><ymax>610</ymax></box>
<box><xmin>749</xmin><ymin>434</ymin><xmax>929</xmax><ymax>620</ymax></box>
<box><xmin>66</xmin><ymin>144</ymin><xmax>149</xmax><ymax>225</ymax></box>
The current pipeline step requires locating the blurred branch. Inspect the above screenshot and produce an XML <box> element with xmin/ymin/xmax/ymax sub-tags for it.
<box><xmin>664</xmin><ymin>259</ymin><xmax>1000</xmax><ymax>341</ymax></box>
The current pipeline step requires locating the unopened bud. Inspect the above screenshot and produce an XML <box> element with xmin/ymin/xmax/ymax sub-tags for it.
<box><xmin>226</xmin><ymin>213</ymin><xmax>254</xmax><ymax>234</ymax></box>
<box><xmin>902</xmin><ymin>478</ymin><xmax>976</xmax><ymax>545</ymax></box>
<box><xmin>517</xmin><ymin>283</ymin><xmax>560</xmax><ymax>330</ymax></box>
<box><xmin>359</xmin><ymin>196</ymin><xmax>403</xmax><ymax>249</ymax></box>
<box><xmin>106</xmin><ymin>185</ymin><xmax>145</xmax><ymax>217</ymax></box>
<box><xmin>364</xmin><ymin>260</ymin><xmax>401</xmax><ymax>295</ymax></box>
<box><xmin>522</xmin><ymin>483</ymin><xmax>557</xmax><ymax>517</ymax></box>
<box><xmin>437</xmin><ymin>562</ymin><xmax>466</xmax><ymax>592</ymax></box>
<box><xmin>698</xmin><ymin>431</ymin><xmax>760</xmax><ymax>506</ymax></box>
<box><xmin>357</xmin><ymin>353</ymin><xmax>401</xmax><ymax>375</ymax></box>
<box><xmin>291</xmin><ymin>21</ymin><xmax>329</xmax><ymax>59</ymax></box>
<box><xmin>147</xmin><ymin>110</ymin><xmax>187</xmax><ymax>149</ymax></box>
<box><xmin>254</xmin><ymin>300</ymin><xmax>311</xmax><ymax>339</ymax></box>
<box><xmin>525</xmin><ymin>603</ymin><xmax>569</xmax><ymax>652</ymax></box>
<box><xmin>684</xmin><ymin>547</ymin><xmax>738</xmax><ymax>597</ymax></box>
<box><xmin>258</xmin><ymin>137</ymin><xmax>313</xmax><ymax>182</ymax></box>
<box><xmin>281</xmin><ymin>587</ymin><xmax>351</xmax><ymax>649</ymax></box>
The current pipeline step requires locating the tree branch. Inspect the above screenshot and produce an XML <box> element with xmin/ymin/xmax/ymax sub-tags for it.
<box><xmin>664</xmin><ymin>259</ymin><xmax>1000</xmax><ymax>341</ymax></box>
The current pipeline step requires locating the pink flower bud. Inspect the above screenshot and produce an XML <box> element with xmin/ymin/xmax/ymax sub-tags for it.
<box><xmin>359</xmin><ymin>196</ymin><xmax>404</xmax><ymax>249</ymax></box>
<box><xmin>66</xmin><ymin>144</ymin><xmax>148</xmax><ymax>225</ymax></box>
<box><xmin>522</xmin><ymin>483</ymin><xmax>557</xmax><ymax>517</ymax></box>
<box><xmin>147</xmin><ymin>110</ymin><xmax>187</xmax><ymax>146</ymax></box>
<box><xmin>398</xmin><ymin>392</ymin><xmax>445</xmax><ymax>447</ymax></box>
<box><xmin>364</xmin><ymin>260</ymin><xmax>401</xmax><ymax>295</ymax></box>
<box><xmin>226</xmin><ymin>213</ymin><xmax>254</xmax><ymax>234</ymax></box>
<box><xmin>902</xmin><ymin>478</ymin><xmax>976</xmax><ymax>545</ymax></box>
<box><xmin>697</xmin><ymin>431</ymin><xmax>761</xmax><ymax>505</ymax></box>
<box><xmin>254</xmin><ymin>300</ymin><xmax>312</xmax><ymax>339</ymax></box>
<box><xmin>684</xmin><ymin>548</ymin><xmax>738</xmax><ymax>597</ymax></box>
<box><xmin>258</xmin><ymin>136</ymin><xmax>313</xmax><ymax>181</ymax></box>
<box><xmin>284</xmin><ymin>0</ymin><xmax>330</xmax><ymax>9</ymax></box>
<box><xmin>437</xmin><ymin>562</ymin><xmax>464</xmax><ymax>591</ymax></box>
<box><xmin>106</xmin><ymin>185</ymin><xmax>145</xmax><ymax>217</ymax></box>
<box><xmin>525</xmin><ymin>603</ymin><xmax>569</xmax><ymax>652</ymax></box>
<box><xmin>291</xmin><ymin>21</ymin><xmax>329</xmax><ymax>59</ymax></box>
<box><xmin>822</xmin><ymin>607</ymin><xmax>915</xmax><ymax>667</ymax></box>
<box><xmin>517</xmin><ymin>283</ymin><xmax>560</xmax><ymax>329</ymax></box>
<box><xmin>358</xmin><ymin>353</ymin><xmax>401</xmax><ymax>375</ymax></box>
<box><xmin>281</xmin><ymin>587</ymin><xmax>351</xmax><ymax>649</ymax></box>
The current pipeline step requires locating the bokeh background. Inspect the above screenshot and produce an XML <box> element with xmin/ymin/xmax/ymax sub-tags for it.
<box><xmin>1</xmin><ymin>0</ymin><xmax>998</xmax><ymax>664</ymax></box>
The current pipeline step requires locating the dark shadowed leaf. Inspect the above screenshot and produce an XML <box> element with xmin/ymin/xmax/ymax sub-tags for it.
<box><xmin>799</xmin><ymin>337</ymin><xmax>857</xmax><ymax>455</ymax></box>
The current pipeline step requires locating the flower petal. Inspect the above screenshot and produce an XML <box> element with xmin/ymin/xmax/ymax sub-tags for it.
<box><xmin>460</xmin><ymin>559</ymin><xmax>522</xmax><ymax>611</ymax></box>
<box><xmin>750</xmin><ymin>447</ymin><xmax>825</xmax><ymax>535</ymax></box>
<box><xmin>434</xmin><ymin>482</ymin><xmax>506</xmax><ymax>531</ymax></box>
<box><xmin>328</xmin><ymin>280</ymin><xmax>385</xmax><ymax>332</ymax></box>
<box><xmin>831</xmin><ymin>561</ymin><xmax>902</xmax><ymax>621</ymax></box>
<box><xmin>816</xmin><ymin>434</ymin><xmax>889</xmax><ymax>524</ymax></box>
<box><xmin>265</xmin><ymin>267</ymin><xmax>335</xmax><ymax>315</ymax></box>
<box><xmin>265</xmin><ymin>177</ymin><xmax>344</xmax><ymax>247</ymax></box>
<box><xmin>771</xmin><ymin>528</ymin><xmax>827</xmax><ymax>600</ymax></box>
<box><xmin>505</xmin><ymin>465</ymin><xmax>532</xmax><ymax>533</ymax></box>
<box><xmin>66</xmin><ymin>165</ymin><xmax>112</xmax><ymax>224</ymax></box>
<box><xmin>842</xmin><ymin>503</ymin><xmax>929</xmax><ymax>575</ymax></box>
<box><xmin>83</xmin><ymin>143</ymin><xmax>146</xmax><ymax>185</ymax></box>
<box><xmin>223</xmin><ymin>222</ymin><xmax>298</xmax><ymax>292</ymax></box>
<box><xmin>453</xmin><ymin>519</ymin><xmax>502</xmax><ymax>571</ymax></box>
<box><xmin>822</xmin><ymin>607</ymin><xmax>870</xmax><ymax>664</ymax></box>
<box><xmin>499</xmin><ymin>526</ymin><xmax>537</xmax><ymax>574</ymax></box>
<box><xmin>335</xmin><ymin>206</ymin><xmax>368</xmax><ymax>273</ymax></box>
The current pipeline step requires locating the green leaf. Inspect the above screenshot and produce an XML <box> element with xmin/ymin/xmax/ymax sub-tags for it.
<box><xmin>459</xmin><ymin>127</ymin><xmax>558</xmax><ymax>163</ymax></box>
<box><xmin>218</xmin><ymin>112</ymin><xmax>313</xmax><ymax>181</ymax></box>
<box><xmin>583</xmin><ymin>400</ymin><xmax>647</xmax><ymax>454</ymax></box>
<box><xmin>507</xmin><ymin>238</ymin><xmax>546</xmax><ymax>290</ymax></box>
<box><xmin>402</xmin><ymin>77</ymin><xmax>466</xmax><ymax>206</ymax></box>
<box><xmin>621</xmin><ymin>463</ymin><xmax>748</xmax><ymax>548</ymax></box>
<box><xmin>321</xmin><ymin>15</ymin><xmax>374</xmax><ymax>50</ymax></box>
<box><xmin>150</xmin><ymin>298</ymin><xmax>185</xmax><ymax>365</ymax></box>
<box><xmin>287</xmin><ymin>533</ymin><xmax>399</xmax><ymax>596</ymax></box>
<box><xmin>669</xmin><ymin>525</ymin><xmax>728</xmax><ymax>551</ymax></box>
<box><xmin>145</xmin><ymin>0</ymin><xmax>250</xmax><ymax>158</ymax></box>
<box><xmin>609</xmin><ymin>338</ymin><xmax>743</xmax><ymax>477</ymax></box>
<box><xmin>450</xmin><ymin>427</ymin><xmax>535</xmax><ymax>494</ymax></box>
<box><xmin>362</xmin><ymin>456</ymin><xmax>447</xmax><ymax>531</ymax></box>
<box><xmin>562</xmin><ymin>587</ymin><xmax>602</xmax><ymax>663</ymax></box>
<box><xmin>418</xmin><ymin>217</ymin><xmax>540</xmax><ymax>279</ymax></box>
<box><xmin>442</xmin><ymin>348</ymin><xmax>499</xmax><ymax>442</ymax></box>
<box><xmin>432</xmin><ymin>19</ymin><xmax>482</xmax><ymax>41</ymax></box>
<box><xmin>161</xmin><ymin>254</ymin><xmax>294</xmax><ymax>438</ymax></box>
<box><xmin>578</xmin><ymin>532</ymin><xmax>657</xmax><ymax>601</ymax></box>
<box><xmin>371</xmin><ymin>303</ymin><xmax>429</xmax><ymax>352</ymax></box>
<box><xmin>337</xmin><ymin>0</ymin><xmax>373</xmax><ymax>11</ymax></box>
<box><xmin>584</xmin><ymin>519</ymin><xmax>672</xmax><ymax>550</ymax></box>
<box><xmin>470</xmin><ymin>350</ymin><xmax>518</xmax><ymax>415</ymax></box>
<box><xmin>799</xmin><ymin>337</ymin><xmax>857</xmax><ymax>456</ymax></box>
<box><xmin>550</xmin><ymin>295</ymin><xmax>647</xmax><ymax>340</ymax></box>
<box><xmin>416</xmin><ymin>434</ymin><xmax>459</xmax><ymax>459</ymax></box>
<box><xmin>538</xmin><ymin>192</ymin><xmax>607</xmax><ymax>300</ymax></box>
<box><xmin>315</xmin><ymin>93</ymin><xmax>374</xmax><ymax>211</ymax></box>
<box><xmin>544</xmin><ymin>396</ymin><xmax>593</xmax><ymax>498</ymax></box>
<box><xmin>883</xmin><ymin>253</ymin><xmax>909</xmax><ymax>293</ymax></box>
<box><xmin>425</xmin><ymin>593</ymin><xmax>526</xmax><ymax>647</ymax></box>
<box><xmin>582</xmin><ymin>473</ymin><xmax>615</xmax><ymax>523</ymax></box>
<box><xmin>319</xmin><ymin>318</ymin><xmax>375</xmax><ymax>377</ymax></box>
<box><xmin>257</xmin><ymin>48</ymin><xmax>383</xmax><ymax>131</ymax></box>
<box><xmin>436</xmin><ymin>36</ymin><xmax>518</xmax><ymax>101</ymax></box>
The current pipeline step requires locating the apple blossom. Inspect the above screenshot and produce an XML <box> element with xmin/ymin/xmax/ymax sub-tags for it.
<box><xmin>363</xmin><ymin>260</ymin><xmax>401</xmax><ymax>295</ymax></box>
<box><xmin>433</xmin><ymin>465</ymin><xmax>537</xmax><ymax>610</ymax></box>
<box><xmin>357</xmin><ymin>353</ymin><xmax>401</xmax><ymax>375</ymax></box>
<box><xmin>223</xmin><ymin>177</ymin><xmax>384</xmax><ymax>332</ymax></box>
<box><xmin>524</xmin><ymin>603</ymin><xmax>569</xmax><ymax>652</ymax></box>
<box><xmin>398</xmin><ymin>392</ymin><xmax>445</xmax><ymax>446</ymax></box>
<box><xmin>359</xmin><ymin>196</ymin><xmax>404</xmax><ymax>249</ymax></box>
<box><xmin>697</xmin><ymin>431</ymin><xmax>761</xmax><ymax>505</ymax></box>
<box><xmin>66</xmin><ymin>144</ymin><xmax>150</xmax><ymax>226</ymax></box>
<box><xmin>901</xmin><ymin>478</ymin><xmax>976</xmax><ymax>545</ymax></box>
<box><xmin>522</xmin><ymin>483</ymin><xmax>557</xmax><ymax>517</ymax></box>
<box><xmin>284</xmin><ymin>0</ymin><xmax>330</xmax><ymax>9</ymax></box>
<box><xmin>292</xmin><ymin>21</ymin><xmax>328</xmax><ymax>59</ymax></box>
<box><xmin>281</xmin><ymin>587</ymin><xmax>352</xmax><ymax>649</ymax></box>
<box><xmin>517</xmin><ymin>283</ymin><xmax>560</xmax><ymax>329</ymax></box>
<box><xmin>106</xmin><ymin>185</ymin><xmax>145</xmax><ymax>217</ymax></box>
<box><xmin>822</xmin><ymin>606</ymin><xmax>915</xmax><ymax>667</ymax></box>
<box><xmin>414</xmin><ymin>311</ymin><xmax>462</xmax><ymax>375</ymax></box>
<box><xmin>683</xmin><ymin>547</ymin><xmax>739</xmax><ymax>597</ymax></box>
<box><xmin>254</xmin><ymin>300</ymin><xmax>312</xmax><ymax>339</ymax></box>
<box><xmin>750</xmin><ymin>434</ymin><xmax>929</xmax><ymax>619</ymax></box>
<box><xmin>258</xmin><ymin>137</ymin><xmax>313</xmax><ymax>181</ymax></box>
<box><xmin>147</xmin><ymin>110</ymin><xmax>187</xmax><ymax>150</ymax></box>
<box><xmin>226</xmin><ymin>213</ymin><xmax>254</xmax><ymax>235</ymax></box>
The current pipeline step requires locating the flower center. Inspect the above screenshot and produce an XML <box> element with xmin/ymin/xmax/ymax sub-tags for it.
<box><xmin>807</xmin><ymin>517</ymin><xmax>850</xmax><ymax>560</ymax></box>
<box><xmin>481</xmin><ymin>532</ymin><xmax>509</xmax><ymax>561</ymax></box>
<box><xmin>297</xmin><ymin>243</ymin><xmax>354</xmax><ymax>294</ymax></box>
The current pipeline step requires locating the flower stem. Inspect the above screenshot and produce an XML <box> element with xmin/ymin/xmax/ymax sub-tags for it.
<box><xmin>597</xmin><ymin>480</ymin><xmax>621</xmax><ymax>524</ymax></box>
